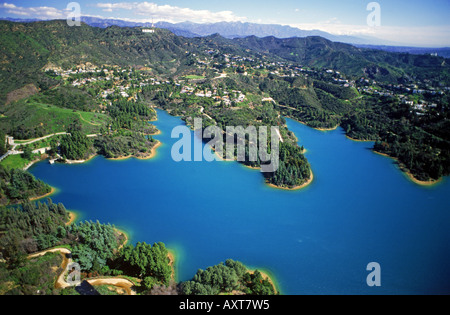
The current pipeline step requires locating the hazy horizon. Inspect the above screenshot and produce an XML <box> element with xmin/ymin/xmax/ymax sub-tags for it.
<box><xmin>1</xmin><ymin>1</ymin><xmax>450</xmax><ymax>47</ymax></box>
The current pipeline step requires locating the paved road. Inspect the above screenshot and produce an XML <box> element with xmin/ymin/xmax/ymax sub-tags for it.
<box><xmin>12</xmin><ymin>132</ymin><xmax>68</xmax><ymax>147</ymax></box>
<box><xmin>1</xmin><ymin>132</ymin><xmax>98</xmax><ymax>161</ymax></box>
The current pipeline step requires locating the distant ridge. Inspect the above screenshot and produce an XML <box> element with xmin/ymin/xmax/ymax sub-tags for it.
<box><xmin>0</xmin><ymin>16</ymin><xmax>392</xmax><ymax>46</ymax></box>
<box><xmin>355</xmin><ymin>44</ymin><xmax>450</xmax><ymax>58</ymax></box>
<box><xmin>11</xmin><ymin>16</ymin><xmax>444</xmax><ymax>57</ymax></box>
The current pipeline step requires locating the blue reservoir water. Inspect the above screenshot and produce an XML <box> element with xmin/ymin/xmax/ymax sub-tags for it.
<box><xmin>30</xmin><ymin>109</ymin><xmax>450</xmax><ymax>295</ymax></box>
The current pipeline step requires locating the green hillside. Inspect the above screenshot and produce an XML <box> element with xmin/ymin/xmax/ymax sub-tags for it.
<box><xmin>0</xmin><ymin>20</ymin><xmax>199</xmax><ymax>105</ymax></box>
<box><xmin>233</xmin><ymin>36</ymin><xmax>450</xmax><ymax>84</ymax></box>
<box><xmin>0</xmin><ymin>98</ymin><xmax>109</xmax><ymax>139</ymax></box>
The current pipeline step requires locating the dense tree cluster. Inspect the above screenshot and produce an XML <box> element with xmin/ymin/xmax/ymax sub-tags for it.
<box><xmin>0</xmin><ymin>131</ymin><xmax>6</xmax><ymax>156</ymax></box>
<box><xmin>0</xmin><ymin>200</ymin><xmax>68</xmax><ymax>262</ymax></box>
<box><xmin>181</xmin><ymin>259</ymin><xmax>276</xmax><ymax>295</ymax></box>
<box><xmin>0</xmin><ymin>166</ymin><xmax>51</xmax><ymax>205</ymax></box>
<box><xmin>341</xmin><ymin>95</ymin><xmax>450</xmax><ymax>181</ymax></box>
<box><xmin>109</xmin><ymin>99</ymin><xmax>154</xmax><ymax>120</ymax></box>
<box><xmin>59</xmin><ymin>130</ymin><xmax>94</xmax><ymax>161</ymax></box>
<box><xmin>0</xmin><ymin>251</ymin><xmax>63</xmax><ymax>295</ymax></box>
<box><xmin>94</xmin><ymin>132</ymin><xmax>156</xmax><ymax>159</ymax></box>
<box><xmin>265</xmin><ymin>142</ymin><xmax>311</xmax><ymax>188</ymax></box>
<box><xmin>260</xmin><ymin>76</ymin><xmax>343</xmax><ymax>129</ymax></box>
<box><xmin>112</xmin><ymin>242</ymin><xmax>172</xmax><ymax>288</ymax></box>
<box><xmin>108</xmin><ymin>99</ymin><xmax>155</xmax><ymax>131</ymax></box>
<box><xmin>67</xmin><ymin>221</ymin><xmax>123</xmax><ymax>273</ymax></box>
<box><xmin>374</xmin><ymin>131</ymin><xmax>450</xmax><ymax>181</ymax></box>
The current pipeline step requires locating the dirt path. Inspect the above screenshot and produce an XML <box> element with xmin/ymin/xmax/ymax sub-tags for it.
<box><xmin>28</xmin><ymin>248</ymin><xmax>73</xmax><ymax>289</ymax></box>
<box><xmin>28</xmin><ymin>247</ymin><xmax>137</xmax><ymax>295</ymax></box>
<box><xmin>87</xmin><ymin>278</ymin><xmax>136</xmax><ymax>295</ymax></box>
<box><xmin>78</xmin><ymin>113</ymin><xmax>102</xmax><ymax>126</ymax></box>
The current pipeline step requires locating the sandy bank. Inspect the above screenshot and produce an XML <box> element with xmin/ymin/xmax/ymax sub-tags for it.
<box><xmin>168</xmin><ymin>251</ymin><xmax>176</xmax><ymax>281</ymax></box>
<box><xmin>114</xmin><ymin>228</ymin><xmax>129</xmax><ymax>250</ymax></box>
<box><xmin>373</xmin><ymin>151</ymin><xmax>443</xmax><ymax>186</ymax></box>
<box><xmin>66</xmin><ymin>211</ymin><xmax>77</xmax><ymax>226</ymax></box>
<box><xmin>108</xmin><ymin>140</ymin><xmax>162</xmax><ymax>161</ymax></box>
<box><xmin>267</xmin><ymin>170</ymin><xmax>314</xmax><ymax>191</ymax></box>
<box><xmin>294</xmin><ymin>119</ymin><xmax>339</xmax><ymax>132</ymax></box>
<box><xmin>315</xmin><ymin>125</ymin><xmax>339</xmax><ymax>132</ymax></box>
<box><xmin>247</xmin><ymin>269</ymin><xmax>279</xmax><ymax>295</ymax></box>
<box><xmin>29</xmin><ymin>187</ymin><xmax>56</xmax><ymax>201</ymax></box>
<box><xmin>87</xmin><ymin>278</ymin><xmax>136</xmax><ymax>295</ymax></box>
<box><xmin>345</xmin><ymin>135</ymin><xmax>375</xmax><ymax>142</ymax></box>
<box><xmin>65</xmin><ymin>154</ymin><xmax>97</xmax><ymax>164</ymax></box>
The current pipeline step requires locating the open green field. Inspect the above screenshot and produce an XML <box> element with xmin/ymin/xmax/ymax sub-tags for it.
<box><xmin>0</xmin><ymin>154</ymin><xmax>34</xmax><ymax>170</ymax></box>
<box><xmin>184</xmin><ymin>75</ymin><xmax>205</xmax><ymax>80</ymax></box>
<box><xmin>0</xmin><ymin>99</ymin><xmax>110</xmax><ymax>139</ymax></box>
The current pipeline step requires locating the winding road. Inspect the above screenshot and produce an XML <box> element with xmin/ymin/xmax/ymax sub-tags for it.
<box><xmin>28</xmin><ymin>248</ymin><xmax>136</xmax><ymax>295</ymax></box>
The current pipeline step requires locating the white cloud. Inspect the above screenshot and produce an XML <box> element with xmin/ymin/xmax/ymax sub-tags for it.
<box><xmin>0</xmin><ymin>2</ymin><xmax>67</xmax><ymax>19</ymax></box>
<box><xmin>96</xmin><ymin>2</ymin><xmax>246</xmax><ymax>24</ymax></box>
<box><xmin>289</xmin><ymin>19</ymin><xmax>450</xmax><ymax>46</ymax></box>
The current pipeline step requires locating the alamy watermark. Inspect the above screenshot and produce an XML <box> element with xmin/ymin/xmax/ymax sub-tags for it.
<box><xmin>367</xmin><ymin>2</ymin><xmax>381</xmax><ymax>27</ymax></box>
<box><xmin>366</xmin><ymin>262</ymin><xmax>381</xmax><ymax>287</ymax></box>
<box><xmin>67</xmin><ymin>262</ymin><xmax>81</xmax><ymax>286</ymax></box>
<box><xmin>171</xmin><ymin>118</ymin><xmax>280</xmax><ymax>172</ymax></box>
<box><xmin>66</xmin><ymin>2</ymin><xmax>81</xmax><ymax>27</ymax></box>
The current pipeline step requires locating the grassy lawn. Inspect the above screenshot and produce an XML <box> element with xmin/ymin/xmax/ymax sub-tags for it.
<box><xmin>0</xmin><ymin>154</ymin><xmax>33</xmax><ymax>170</ymax></box>
<box><xmin>0</xmin><ymin>99</ymin><xmax>111</xmax><ymax>138</ymax></box>
<box><xmin>14</xmin><ymin>139</ymin><xmax>35</xmax><ymax>144</ymax></box>
<box><xmin>31</xmin><ymin>102</ymin><xmax>109</xmax><ymax>132</ymax></box>
<box><xmin>184</xmin><ymin>75</ymin><xmax>205</xmax><ymax>80</ymax></box>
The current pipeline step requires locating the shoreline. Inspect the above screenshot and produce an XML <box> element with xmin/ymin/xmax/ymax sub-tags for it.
<box><xmin>213</xmin><ymin>147</ymin><xmax>314</xmax><ymax>191</ymax></box>
<box><xmin>108</xmin><ymin>140</ymin><xmax>162</xmax><ymax>161</ymax></box>
<box><xmin>267</xmin><ymin>170</ymin><xmax>314</xmax><ymax>191</ymax></box>
<box><xmin>315</xmin><ymin>125</ymin><xmax>339</xmax><ymax>132</ymax></box>
<box><xmin>243</xmin><ymin>164</ymin><xmax>260</xmax><ymax>171</ymax></box>
<box><xmin>29</xmin><ymin>186</ymin><xmax>56</xmax><ymax>201</ymax></box>
<box><xmin>65</xmin><ymin>154</ymin><xmax>98</xmax><ymax>165</ymax></box>
<box><xmin>23</xmin><ymin>158</ymin><xmax>43</xmax><ymax>171</ymax></box>
<box><xmin>345</xmin><ymin>135</ymin><xmax>375</xmax><ymax>142</ymax></box>
<box><xmin>293</xmin><ymin>118</ymin><xmax>339</xmax><ymax>132</ymax></box>
<box><xmin>114</xmin><ymin>228</ymin><xmax>130</xmax><ymax>250</ymax></box>
<box><xmin>373</xmin><ymin>150</ymin><xmax>443</xmax><ymax>186</ymax></box>
<box><xmin>138</xmin><ymin>140</ymin><xmax>162</xmax><ymax>160</ymax></box>
<box><xmin>405</xmin><ymin>171</ymin><xmax>442</xmax><ymax>186</ymax></box>
<box><xmin>247</xmin><ymin>268</ymin><xmax>279</xmax><ymax>295</ymax></box>
<box><xmin>147</xmin><ymin>129</ymin><xmax>161</xmax><ymax>136</ymax></box>
<box><xmin>345</xmin><ymin>136</ymin><xmax>443</xmax><ymax>187</ymax></box>
<box><xmin>167</xmin><ymin>250</ymin><xmax>176</xmax><ymax>281</ymax></box>
<box><xmin>213</xmin><ymin>148</ymin><xmax>235</xmax><ymax>162</ymax></box>
<box><xmin>66</xmin><ymin>211</ymin><xmax>78</xmax><ymax>226</ymax></box>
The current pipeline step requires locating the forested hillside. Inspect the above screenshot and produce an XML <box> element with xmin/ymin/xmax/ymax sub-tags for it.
<box><xmin>233</xmin><ymin>36</ymin><xmax>450</xmax><ymax>85</ymax></box>
<box><xmin>0</xmin><ymin>20</ymin><xmax>199</xmax><ymax>105</ymax></box>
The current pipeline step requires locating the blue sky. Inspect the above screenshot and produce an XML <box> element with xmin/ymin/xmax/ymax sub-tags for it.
<box><xmin>1</xmin><ymin>1</ymin><xmax>450</xmax><ymax>46</ymax></box>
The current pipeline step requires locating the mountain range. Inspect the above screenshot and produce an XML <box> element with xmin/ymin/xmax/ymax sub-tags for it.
<box><xmin>3</xmin><ymin>16</ymin><xmax>450</xmax><ymax>58</ymax></box>
<box><xmin>0</xmin><ymin>16</ymin><xmax>407</xmax><ymax>46</ymax></box>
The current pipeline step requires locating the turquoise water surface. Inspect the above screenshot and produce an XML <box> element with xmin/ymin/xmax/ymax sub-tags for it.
<box><xmin>30</xmin><ymin>109</ymin><xmax>450</xmax><ymax>295</ymax></box>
